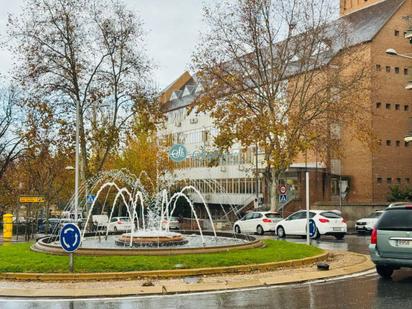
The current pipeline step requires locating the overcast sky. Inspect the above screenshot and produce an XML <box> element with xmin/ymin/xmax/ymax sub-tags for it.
<box><xmin>0</xmin><ymin>0</ymin><xmax>211</xmax><ymax>89</ymax></box>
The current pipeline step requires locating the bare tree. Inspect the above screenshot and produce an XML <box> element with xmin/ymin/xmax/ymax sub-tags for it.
<box><xmin>0</xmin><ymin>87</ymin><xmax>23</xmax><ymax>180</ymax></box>
<box><xmin>192</xmin><ymin>0</ymin><xmax>370</xmax><ymax>210</ymax></box>
<box><xmin>8</xmin><ymin>0</ymin><xmax>152</xmax><ymax>180</ymax></box>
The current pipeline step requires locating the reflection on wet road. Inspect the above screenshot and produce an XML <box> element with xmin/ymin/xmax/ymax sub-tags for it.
<box><xmin>1</xmin><ymin>236</ymin><xmax>411</xmax><ymax>309</ymax></box>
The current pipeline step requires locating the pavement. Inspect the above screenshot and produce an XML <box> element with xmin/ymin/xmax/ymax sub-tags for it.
<box><xmin>0</xmin><ymin>250</ymin><xmax>374</xmax><ymax>298</ymax></box>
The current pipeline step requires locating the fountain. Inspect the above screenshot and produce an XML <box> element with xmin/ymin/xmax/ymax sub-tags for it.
<box><xmin>32</xmin><ymin>170</ymin><xmax>263</xmax><ymax>256</ymax></box>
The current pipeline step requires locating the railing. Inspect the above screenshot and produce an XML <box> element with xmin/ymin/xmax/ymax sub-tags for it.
<box><xmin>0</xmin><ymin>221</ymin><xmax>44</xmax><ymax>241</ymax></box>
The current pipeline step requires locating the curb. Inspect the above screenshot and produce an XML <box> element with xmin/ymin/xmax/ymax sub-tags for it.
<box><xmin>0</xmin><ymin>252</ymin><xmax>329</xmax><ymax>282</ymax></box>
<box><xmin>0</xmin><ymin>252</ymin><xmax>375</xmax><ymax>298</ymax></box>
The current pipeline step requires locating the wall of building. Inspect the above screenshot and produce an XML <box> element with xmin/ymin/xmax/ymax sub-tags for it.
<box><xmin>371</xmin><ymin>0</ymin><xmax>412</xmax><ymax>202</ymax></box>
<box><xmin>340</xmin><ymin>0</ymin><xmax>385</xmax><ymax>16</ymax></box>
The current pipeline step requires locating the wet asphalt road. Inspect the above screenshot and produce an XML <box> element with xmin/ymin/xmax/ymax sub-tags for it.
<box><xmin>1</xmin><ymin>235</ymin><xmax>411</xmax><ymax>309</ymax></box>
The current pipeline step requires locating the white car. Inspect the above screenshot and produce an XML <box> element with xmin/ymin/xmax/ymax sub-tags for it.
<box><xmin>355</xmin><ymin>210</ymin><xmax>384</xmax><ymax>233</ymax></box>
<box><xmin>234</xmin><ymin>212</ymin><xmax>283</xmax><ymax>235</ymax></box>
<box><xmin>275</xmin><ymin>210</ymin><xmax>347</xmax><ymax>240</ymax></box>
<box><xmin>107</xmin><ymin>217</ymin><xmax>133</xmax><ymax>232</ymax></box>
<box><xmin>387</xmin><ymin>202</ymin><xmax>410</xmax><ymax>208</ymax></box>
<box><xmin>161</xmin><ymin>216</ymin><xmax>180</xmax><ymax>230</ymax></box>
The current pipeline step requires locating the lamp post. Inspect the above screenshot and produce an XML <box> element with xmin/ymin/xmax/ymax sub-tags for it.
<box><xmin>74</xmin><ymin>100</ymin><xmax>80</xmax><ymax>223</ymax></box>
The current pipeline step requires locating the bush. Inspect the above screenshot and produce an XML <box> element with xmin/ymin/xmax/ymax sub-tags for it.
<box><xmin>387</xmin><ymin>185</ymin><xmax>412</xmax><ymax>202</ymax></box>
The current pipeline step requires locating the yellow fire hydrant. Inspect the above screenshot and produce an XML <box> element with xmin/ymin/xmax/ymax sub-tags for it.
<box><xmin>3</xmin><ymin>214</ymin><xmax>13</xmax><ymax>241</ymax></box>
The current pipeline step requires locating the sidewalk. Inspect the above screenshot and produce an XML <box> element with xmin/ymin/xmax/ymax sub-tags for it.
<box><xmin>0</xmin><ymin>251</ymin><xmax>374</xmax><ymax>298</ymax></box>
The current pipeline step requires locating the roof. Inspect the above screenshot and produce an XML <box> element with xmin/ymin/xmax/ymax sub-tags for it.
<box><xmin>161</xmin><ymin>0</ymin><xmax>405</xmax><ymax>110</ymax></box>
<box><xmin>339</xmin><ymin>0</ymin><xmax>405</xmax><ymax>46</ymax></box>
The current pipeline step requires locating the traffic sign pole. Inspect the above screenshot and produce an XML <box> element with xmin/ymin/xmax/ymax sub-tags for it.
<box><xmin>306</xmin><ymin>172</ymin><xmax>309</xmax><ymax>245</ymax></box>
<box><xmin>69</xmin><ymin>253</ymin><xmax>74</xmax><ymax>273</ymax></box>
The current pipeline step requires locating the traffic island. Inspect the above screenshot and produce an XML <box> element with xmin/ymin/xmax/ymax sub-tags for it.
<box><xmin>0</xmin><ymin>251</ymin><xmax>374</xmax><ymax>298</ymax></box>
<box><xmin>0</xmin><ymin>240</ymin><xmax>323</xmax><ymax>274</ymax></box>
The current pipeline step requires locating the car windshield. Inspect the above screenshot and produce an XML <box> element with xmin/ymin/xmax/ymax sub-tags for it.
<box><xmin>265</xmin><ymin>213</ymin><xmax>281</xmax><ymax>219</ymax></box>
<box><xmin>320</xmin><ymin>212</ymin><xmax>342</xmax><ymax>219</ymax></box>
<box><xmin>377</xmin><ymin>209</ymin><xmax>412</xmax><ymax>231</ymax></box>
<box><xmin>366</xmin><ymin>212</ymin><xmax>382</xmax><ymax>219</ymax></box>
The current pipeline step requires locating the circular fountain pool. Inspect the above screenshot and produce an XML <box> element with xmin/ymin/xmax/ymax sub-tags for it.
<box><xmin>32</xmin><ymin>231</ymin><xmax>263</xmax><ymax>256</ymax></box>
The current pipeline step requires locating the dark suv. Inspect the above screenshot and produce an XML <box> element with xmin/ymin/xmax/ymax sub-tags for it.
<box><xmin>369</xmin><ymin>205</ymin><xmax>412</xmax><ymax>278</ymax></box>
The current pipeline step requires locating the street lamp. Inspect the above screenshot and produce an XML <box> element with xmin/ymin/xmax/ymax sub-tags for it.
<box><xmin>385</xmin><ymin>49</ymin><xmax>412</xmax><ymax>91</ymax></box>
<box><xmin>385</xmin><ymin>48</ymin><xmax>412</xmax><ymax>59</ymax></box>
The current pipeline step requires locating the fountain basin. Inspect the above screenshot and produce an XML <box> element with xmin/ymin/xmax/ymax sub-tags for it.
<box><xmin>115</xmin><ymin>231</ymin><xmax>189</xmax><ymax>247</ymax></box>
<box><xmin>32</xmin><ymin>231</ymin><xmax>263</xmax><ymax>256</ymax></box>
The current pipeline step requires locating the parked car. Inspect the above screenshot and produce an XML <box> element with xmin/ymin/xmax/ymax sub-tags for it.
<box><xmin>107</xmin><ymin>217</ymin><xmax>133</xmax><ymax>232</ymax></box>
<box><xmin>234</xmin><ymin>211</ymin><xmax>283</xmax><ymax>235</ymax></box>
<box><xmin>161</xmin><ymin>216</ymin><xmax>180</xmax><ymax>230</ymax></box>
<box><xmin>38</xmin><ymin>218</ymin><xmax>61</xmax><ymax>234</ymax></box>
<box><xmin>275</xmin><ymin>210</ymin><xmax>347</xmax><ymax>240</ymax></box>
<box><xmin>355</xmin><ymin>210</ymin><xmax>384</xmax><ymax>234</ymax></box>
<box><xmin>369</xmin><ymin>204</ymin><xmax>412</xmax><ymax>279</ymax></box>
<box><xmin>92</xmin><ymin>215</ymin><xmax>109</xmax><ymax>231</ymax></box>
<box><xmin>387</xmin><ymin>202</ymin><xmax>410</xmax><ymax>208</ymax></box>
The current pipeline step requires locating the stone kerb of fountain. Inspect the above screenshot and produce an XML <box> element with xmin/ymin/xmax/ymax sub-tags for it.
<box><xmin>32</xmin><ymin>170</ymin><xmax>263</xmax><ymax>256</ymax></box>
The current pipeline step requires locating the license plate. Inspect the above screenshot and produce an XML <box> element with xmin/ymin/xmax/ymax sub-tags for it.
<box><xmin>396</xmin><ymin>240</ymin><xmax>412</xmax><ymax>248</ymax></box>
<box><xmin>333</xmin><ymin>227</ymin><xmax>342</xmax><ymax>232</ymax></box>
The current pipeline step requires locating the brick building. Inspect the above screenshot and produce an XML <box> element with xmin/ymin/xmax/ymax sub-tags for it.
<box><xmin>160</xmin><ymin>0</ymin><xmax>412</xmax><ymax>222</ymax></box>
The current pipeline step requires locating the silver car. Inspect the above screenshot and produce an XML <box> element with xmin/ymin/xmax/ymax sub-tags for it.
<box><xmin>369</xmin><ymin>205</ymin><xmax>412</xmax><ymax>278</ymax></box>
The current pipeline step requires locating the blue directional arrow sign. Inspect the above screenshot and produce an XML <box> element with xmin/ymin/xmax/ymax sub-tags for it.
<box><xmin>308</xmin><ymin>219</ymin><xmax>316</xmax><ymax>238</ymax></box>
<box><xmin>60</xmin><ymin>223</ymin><xmax>81</xmax><ymax>253</ymax></box>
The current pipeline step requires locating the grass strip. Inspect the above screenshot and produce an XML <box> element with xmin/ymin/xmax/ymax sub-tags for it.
<box><xmin>0</xmin><ymin>240</ymin><xmax>323</xmax><ymax>273</ymax></box>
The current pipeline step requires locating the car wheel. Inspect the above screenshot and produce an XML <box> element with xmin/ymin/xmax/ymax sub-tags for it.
<box><xmin>256</xmin><ymin>225</ymin><xmax>264</xmax><ymax>235</ymax></box>
<box><xmin>376</xmin><ymin>265</ymin><xmax>394</xmax><ymax>279</ymax></box>
<box><xmin>277</xmin><ymin>226</ymin><xmax>286</xmax><ymax>238</ymax></box>
<box><xmin>312</xmin><ymin>226</ymin><xmax>320</xmax><ymax>240</ymax></box>
<box><xmin>235</xmin><ymin>225</ymin><xmax>241</xmax><ymax>234</ymax></box>
<box><xmin>335</xmin><ymin>234</ymin><xmax>345</xmax><ymax>240</ymax></box>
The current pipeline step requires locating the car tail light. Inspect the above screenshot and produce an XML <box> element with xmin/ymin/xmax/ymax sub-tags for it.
<box><xmin>118</xmin><ymin>221</ymin><xmax>123</xmax><ymax>224</ymax></box>
<box><xmin>262</xmin><ymin>218</ymin><xmax>272</xmax><ymax>223</ymax></box>
<box><xmin>319</xmin><ymin>218</ymin><xmax>329</xmax><ymax>223</ymax></box>
<box><xmin>371</xmin><ymin>227</ymin><xmax>377</xmax><ymax>244</ymax></box>
<box><xmin>406</xmin><ymin>206</ymin><xmax>412</xmax><ymax>209</ymax></box>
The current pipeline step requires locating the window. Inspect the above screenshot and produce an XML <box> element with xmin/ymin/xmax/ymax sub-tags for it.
<box><xmin>387</xmin><ymin>178</ymin><xmax>392</xmax><ymax>184</ymax></box>
<box><xmin>397</xmin><ymin>178</ymin><xmax>401</xmax><ymax>184</ymax></box>
<box><xmin>395</xmin><ymin>30</ymin><xmax>400</xmax><ymax>37</ymax></box>
<box><xmin>405</xmin><ymin>105</ymin><xmax>409</xmax><ymax>112</ymax></box>
<box><xmin>377</xmin><ymin>209</ymin><xmax>412</xmax><ymax>231</ymax></box>
<box><xmin>377</xmin><ymin>177</ymin><xmax>383</xmax><ymax>184</ymax></box>
<box><xmin>405</xmin><ymin>68</ymin><xmax>409</xmax><ymax>75</ymax></box>
<box><xmin>321</xmin><ymin>212</ymin><xmax>342</xmax><ymax>219</ymax></box>
<box><xmin>405</xmin><ymin>141</ymin><xmax>409</xmax><ymax>147</ymax></box>
<box><xmin>376</xmin><ymin>102</ymin><xmax>381</xmax><ymax>108</ymax></box>
<box><xmin>242</xmin><ymin>213</ymin><xmax>255</xmax><ymax>220</ymax></box>
<box><xmin>386</xmin><ymin>140</ymin><xmax>391</xmax><ymax>146</ymax></box>
<box><xmin>395</xmin><ymin>104</ymin><xmax>400</xmax><ymax>110</ymax></box>
<box><xmin>386</xmin><ymin>66</ymin><xmax>391</xmax><ymax>73</ymax></box>
<box><xmin>376</xmin><ymin>64</ymin><xmax>381</xmax><ymax>71</ymax></box>
<box><xmin>395</xmin><ymin>67</ymin><xmax>400</xmax><ymax>74</ymax></box>
<box><xmin>396</xmin><ymin>140</ymin><xmax>401</xmax><ymax>147</ymax></box>
<box><xmin>386</xmin><ymin>103</ymin><xmax>391</xmax><ymax>109</ymax></box>
<box><xmin>406</xmin><ymin>178</ymin><xmax>410</xmax><ymax>184</ymax></box>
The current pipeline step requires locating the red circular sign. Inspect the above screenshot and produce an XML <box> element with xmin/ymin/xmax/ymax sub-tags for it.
<box><xmin>279</xmin><ymin>185</ymin><xmax>287</xmax><ymax>194</ymax></box>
